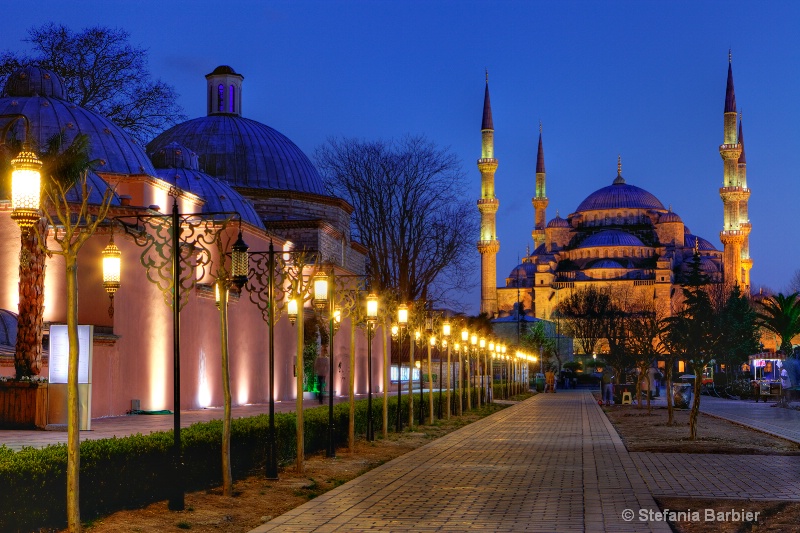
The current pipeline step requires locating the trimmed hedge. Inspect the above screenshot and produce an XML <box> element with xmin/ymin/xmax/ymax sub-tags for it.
<box><xmin>0</xmin><ymin>394</ymin><xmax>502</xmax><ymax>531</ymax></box>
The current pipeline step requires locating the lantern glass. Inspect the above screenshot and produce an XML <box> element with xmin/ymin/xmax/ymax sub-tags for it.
<box><xmin>313</xmin><ymin>272</ymin><xmax>328</xmax><ymax>306</ymax></box>
<box><xmin>429</xmin><ymin>336</ymin><xmax>436</xmax><ymax>346</ymax></box>
<box><xmin>470</xmin><ymin>333</ymin><xmax>477</xmax><ymax>346</ymax></box>
<box><xmin>102</xmin><ymin>238</ymin><xmax>121</xmax><ymax>292</ymax></box>
<box><xmin>215</xmin><ymin>281</ymin><xmax>221</xmax><ymax>304</ymax></box>
<box><xmin>10</xmin><ymin>149</ymin><xmax>42</xmax><ymax>231</ymax></box>
<box><xmin>454</xmin><ymin>342</ymin><xmax>460</xmax><ymax>351</ymax></box>
<box><xmin>287</xmin><ymin>298</ymin><xmax>298</xmax><ymax>320</ymax></box>
<box><xmin>442</xmin><ymin>321</ymin><xmax>451</xmax><ymax>337</ymax></box>
<box><xmin>461</xmin><ymin>328</ymin><xmax>468</xmax><ymax>342</ymax></box>
<box><xmin>366</xmin><ymin>293</ymin><xmax>378</xmax><ymax>320</ymax></box>
<box><xmin>479</xmin><ymin>337</ymin><xmax>486</xmax><ymax>349</ymax></box>
<box><xmin>333</xmin><ymin>307</ymin><xmax>342</xmax><ymax>324</ymax></box>
<box><xmin>397</xmin><ymin>303</ymin><xmax>408</xmax><ymax>325</ymax></box>
<box><xmin>391</xmin><ymin>324</ymin><xmax>399</xmax><ymax>337</ymax></box>
<box><xmin>488</xmin><ymin>341</ymin><xmax>495</xmax><ymax>352</ymax></box>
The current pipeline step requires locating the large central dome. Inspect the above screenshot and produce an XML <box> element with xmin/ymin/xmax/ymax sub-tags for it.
<box><xmin>576</xmin><ymin>174</ymin><xmax>665</xmax><ymax>212</ymax></box>
<box><xmin>147</xmin><ymin>66</ymin><xmax>324</xmax><ymax>195</ymax></box>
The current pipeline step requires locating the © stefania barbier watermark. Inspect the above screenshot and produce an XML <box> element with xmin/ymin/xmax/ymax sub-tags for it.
<box><xmin>622</xmin><ymin>508</ymin><xmax>761</xmax><ymax>523</ymax></box>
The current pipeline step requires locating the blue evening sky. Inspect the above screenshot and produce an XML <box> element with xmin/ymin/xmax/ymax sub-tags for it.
<box><xmin>4</xmin><ymin>1</ymin><xmax>799</xmax><ymax>313</ymax></box>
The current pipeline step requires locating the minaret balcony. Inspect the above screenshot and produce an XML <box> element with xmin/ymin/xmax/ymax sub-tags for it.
<box><xmin>477</xmin><ymin>158</ymin><xmax>498</xmax><ymax>173</ymax></box>
<box><xmin>719</xmin><ymin>143</ymin><xmax>742</xmax><ymax>159</ymax></box>
<box><xmin>476</xmin><ymin>239</ymin><xmax>500</xmax><ymax>254</ymax></box>
<box><xmin>477</xmin><ymin>198</ymin><xmax>499</xmax><ymax>214</ymax></box>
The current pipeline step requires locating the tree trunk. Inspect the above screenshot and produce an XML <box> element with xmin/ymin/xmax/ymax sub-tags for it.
<box><xmin>348</xmin><ymin>321</ymin><xmax>355</xmax><ymax>453</ymax></box>
<box><xmin>218</xmin><ymin>286</ymin><xmax>232</xmax><ymax>497</ymax></box>
<box><xmin>689</xmin><ymin>367</ymin><xmax>703</xmax><ymax>440</ymax></box>
<box><xmin>65</xmin><ymin>255</ymin><xmax>81</xmax><ymax>532</ymax></box>
<box><xmin>295</xmin><ymin>306</ymin><xmax>305</xmax><ymax>473</ymax></box>
<box><xmin>665</xmin><ymin>364</ymin><xmax>674</xmax><ymax>425</ymax></box>
<box><xmin>15</xmin><ymin>220</ymin><xmax>48</xmax><ymax>378</ymax></box>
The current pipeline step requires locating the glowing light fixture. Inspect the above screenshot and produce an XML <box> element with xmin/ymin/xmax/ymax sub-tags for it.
<box><xmin>10</xmin><ymin>148</ymin><xmax>42</xmax><ymax>234</ymax></box>
<box><xmin>287</xmin><ymin>298</ymin><xmax>298</xmax><ymax>325</ymax></box>
<box><xmin>102</xmin><ymin>235</ymin><xmax>122</xmax><ymax>318</ymax></box>
<box><xmin>313</xmin><ymin>271</ymin><xmax>328</xmax><ymax>310</ymax></box>
<box><xmin>366</xmin><ymin>293</ymin><xmax>378</xmax><ymax>324</ymax></box>
<box><xmin>461</xmin><ymin>328</ymin><xmax>468</xmax><ymax>342</ymax></box>
<box><xmin>397</xmin><ymin>303</ymin><xmax>409</xmax><ymax>325</ymax></box>
<box><xmin>230</xmin><ymin>230</ymin><xmax>249</xmax><ymax>289</ymax></box>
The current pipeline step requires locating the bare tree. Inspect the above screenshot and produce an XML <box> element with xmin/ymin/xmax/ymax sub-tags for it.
<box><xmin>0</xmin><ymin>24</ymin><xmax>186</xmax><ymax>144</ymax></box>
<box><xmin>315</xmin><ymin>136</ymin><xmax>477</xmax><ymax>307</ymax></box>
<box><xmin>556</xmin><ymin>286</ymin><xmax>611</xmax><ymax>357</ymax></box>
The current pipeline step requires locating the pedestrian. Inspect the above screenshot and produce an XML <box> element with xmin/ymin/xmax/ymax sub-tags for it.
<box><xmin>780</xmin><ymin>366</ymin><xmax>791</xmax><ymax>406</ymax></box>
<box><xmin>315</xmin><ymin>354</ymin><xmax>330</xmax><ymax>404</ymax></box>
<box><xmin>601</xmin><ymin>368</ymin><xmax>615</xmax><ymax>405</ymax></box>
<box><xmin>654</xmin><ymin>368</ymin><xmax>663</xmax><ymax>398</ymax></box>
<box><xmin>545</xmin><ymin>369</ymin><xmax>556</xmax><ymax>393</ymax></box>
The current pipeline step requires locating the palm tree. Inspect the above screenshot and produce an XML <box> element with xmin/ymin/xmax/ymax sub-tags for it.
<box><xmin>756</xmin><ymin>292</ymin><xmax>800</xmax><ymax>355</ymax></box>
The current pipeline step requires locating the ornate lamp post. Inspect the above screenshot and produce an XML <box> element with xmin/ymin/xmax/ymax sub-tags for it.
<box><xmin>427</xmin><ymin>334</ymin><xmax>435</xmax><ymax>423</ymax></box>
<box><xmin>242</xmin><ymin>241</ymin><xmax>316</xmax><ymax>478</ymax></box>
<box><xmin>312</xmin><ymin>269</ymin><xmax>338</xmax><ymax>457</ymax></box>
<box><xmin>396</xmin><ymin>303</ymin><xmax>409</xmax><ymax>432</ymax></box>
<box><xmin>415</xmin><ymin>359</ymin><xmax>423</xmax><ymax>422</ymax></box>
<box><xmin>478</xmin><ymin>337</ymin><xmax>486</xmax><ymax>407</ymax></box>
<box><xmin>114</xmin><ymin>194</ymin><xmax>242</xmax><ymax>510</ymax></box>
<box><xmin>460</xmin><ymin>328</ymin><xmax>468</xmax><ymax>413</ymax></box>
<box><xmin>366</xmin><ymin>293</ymin><xmax>379</xmax><ymax>441</ymax></box>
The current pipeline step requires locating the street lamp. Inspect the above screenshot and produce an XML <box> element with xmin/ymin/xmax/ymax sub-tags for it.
<box><xmin>469</xmin><ymin>332</ymin><xmax>477</xmax><ymax>409</ymax></box>
<box><xmin>478</xmin><ymin>337</ymin><xmax>486</xmax><ymax>407</ymax></box>
<box><xmin>312</xmin><ymin>268</ymin><xmax>339</xmax><ymax>458</ymax></box>
<box><xmin>242</xmin><ymin>241</ymin><xmax>316</xmax><ymax>479</ymax></box>
<box><xmin>442</xmin><ymin>320</ymin><xmax>451</xmax><ymax>419</ymax></box>
<box><xmin>115</xmin><ymin>193</ymin><xmax>243</xmax><ymax>510</ymax></box>
<box><xmin>366</xmin><ymin>293</ymin><xmax>379</xmax><ymax>441</ymax></box>
<box><xmin>396</xmin><ymin>303</ymin><xmax>408</xmax><ymax>432</ymax></box>
<box><xmin>10</xmin><ymin>148</ymin><xmax>43</xmax><ymax>235</ymax></box>
<box><xmin>415</xmin><ymin>359</ymin><xmax>423</xmax><ymax>422</ymax></box>
<box><xmin>428</xmin><ymin>334</ymin><xmax>435</xmax><ymax>423</ymax></box>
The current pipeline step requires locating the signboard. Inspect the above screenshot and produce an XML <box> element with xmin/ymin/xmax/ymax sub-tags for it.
<box><xmin>48</xmin><ymin>325</ymin><xmax>93</xmax><ymax>384</ymax></box>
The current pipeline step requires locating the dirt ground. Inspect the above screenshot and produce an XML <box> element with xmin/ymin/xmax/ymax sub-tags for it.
<box><xmin>600</xmin><ymin>394</ymin><xmax>800</xmax><ymax>532</ymax></box>
<box><xmin>73</xmin><ymin>403</ymin><xmax>510</xmax><ymax>532</ymax></box>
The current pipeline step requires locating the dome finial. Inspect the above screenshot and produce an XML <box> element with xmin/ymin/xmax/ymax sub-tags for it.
<box><xmin>729</xmin><ymin>48</ymin><xmax>732</xmax><ymax>64</ymax></box>
<box><xmin>485</xmin><ymin>68</ymin><xmax>489</xmax><ymax>84</ymax></box>
<box><xmin>669</xmin><ymin>204</ymin><xmax>672</xmax><ymax>212</ymax></box>
<box><xmin>613</xmin><ymin>155</ymin><xmax>625</xmax><ymax>184</ymax></box>
<box><xmin>556</xmin><ymin>209</ymin><xmax>560</xmax><ymax>217</ymax></box>
<box><xmin>539</xmin><ymin>120</ymin><xmax>542</xmax><ymax>134</ymax></box>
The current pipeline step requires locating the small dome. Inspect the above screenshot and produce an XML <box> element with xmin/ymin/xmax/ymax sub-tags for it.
<box><xmin>547</xmin><ymin>215</ymin><xmax>570</xmax><ymax>228</ymax></box>
<box><xmin>65</xmin><ymin>171</ymin><xmax>121</xmax><ymax>206</ymax></box>
<box><xmin>150</xmin><ymin>142</ymin><xmax>200</xmax><ymax>171</ymax></box>
<box><xmin>587</xmin><ymin>259</ymin><xmax>624</xmax><ymax>269</ymax></box>
<box><xmin>3</xmin><ymin>67</ymin><xmax>65</xmax><ymax>99</ymax></box>
<box><xmin>659</xmin><ymin>211</ymin><xmax>682</xmax><ymax>223</ymax></box>
<box><xmin>576</xmin><ymin>179</ymin><xmax>665</xmax><ymax>212</ymax></box>
<box><xmin>0</xmin><ymin>309</ymin><xmax>18</xmax><ymax>347</ymax></box>
<box><xmin>154</xmin><ymin>167</ymin><xmax>264</xmax><ymax>230</ymax></box>
<box><xmin>208</xmin><ymin>65</ymin><xmax>239</xmax><ymax>76</ymax></box>
<box><xmin>684</xmin><ymin>234</ymin><xmax>717</xmax><ymax>251</ymax></box>
<box><xmin>579</xmin><ymin>230</ymin><xmax>644</xmax><ymax>248</ymax></box>
<box><xmin>700</xmin><ymin>256</ymin><xmax>720</xmax><ymax>273</ymax></box>
<box><xmin>508</xmin><ymin>262</ymin><xmax>537</xmax><ymax>279</ymax></box>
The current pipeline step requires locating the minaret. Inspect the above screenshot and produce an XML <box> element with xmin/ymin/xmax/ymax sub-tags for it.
<box><xmin>719</xmin><ymin>51</ymin><xmax>745</xmax><ymax>287</ymax></box>
<box><xmin>477</xmin><ymin>71</ymin><xmax>500</xmax><ymax>315</ymax></box>
<box><xmin>738</xmin><ymin>114</ymin><xmax>753</xmax><ymax>289</ymax></box>
<box><xmin>531</xmin><ymin>122</ymin><xmax>548</xmax><ymax>250</ymax></box>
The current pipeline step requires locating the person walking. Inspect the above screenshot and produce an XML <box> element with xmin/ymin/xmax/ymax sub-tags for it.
<box><xmin>545</xmin><ymin>369</ymin><xmax>556</xmax><ymax>393</ymax></box>
<box><xmin>601</xmin><ymin>368</ymin><xmax>615</xmax><ymax>406</ymax></box>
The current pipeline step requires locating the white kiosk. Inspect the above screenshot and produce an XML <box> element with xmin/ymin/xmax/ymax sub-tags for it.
<box><xmin>48</xmin><ymin>325</ymin><xmax>93</xmax><ymax>430</ymax></box>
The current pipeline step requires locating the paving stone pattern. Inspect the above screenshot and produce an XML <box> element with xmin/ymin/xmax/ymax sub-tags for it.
<box><xmin>632</xmin><ymin>452</ymin><xmax>800</xmax><ymax>501</ymax></box>
<box><xmin>252</xmin><ymin>391</ymin><xmax>670</xmax><ymax>532</ymax></box>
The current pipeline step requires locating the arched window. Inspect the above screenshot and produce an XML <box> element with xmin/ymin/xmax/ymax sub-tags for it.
<box><xmin>229</xmin><ymin>85</ymin><xmax>235</xmax><ymax>113</ymax></box>
<box><xmin>218</xmin><ymin>84</ymin><xmax>225</xmax><ymax>112</ymax></box>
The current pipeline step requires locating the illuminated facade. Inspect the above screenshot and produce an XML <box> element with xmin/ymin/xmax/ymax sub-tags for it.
<box><xmin>488</xmin><ymin>57</ymin><xmax>750</xmax><ymax>327</ymax></box>
<box><xmin>0</xmin><ymin>66</ymin><xmax>384</xmax><ymax>417</ymax></box>
<box><xmin>477</xmin><ymin>75</ymin><xmax>500</xmax><ymax>315</ymax></box>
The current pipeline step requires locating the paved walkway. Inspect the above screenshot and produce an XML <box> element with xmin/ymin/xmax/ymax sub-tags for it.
<box><xmin>252</xmin><ymin>391</ymin><xmax>671</xmax><ymax>532</ymax></box>
<box><xmin>698</xmin><ymin>395</ymin><xmax>800</xmax><ymax>444</ymax></box>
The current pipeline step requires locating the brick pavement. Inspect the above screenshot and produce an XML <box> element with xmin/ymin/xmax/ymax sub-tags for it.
<box><xmin>698</xmin><ymin>395</ymin><xmax>800</xmax><ymax>444</ymax></box>
<box><xmin>251</xmin><ymin>391</ymin><xmax>671</xmax><ymax>532</ymax></box>
<box><xmin>631</xmin><ymin>453</ymin><xmax>800</xmax><ymax>501</ymax></box>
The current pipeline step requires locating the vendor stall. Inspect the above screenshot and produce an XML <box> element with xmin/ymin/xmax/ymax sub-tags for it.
<box><xmin>748</xmin><ymin>354</ymin><xmax>785</xmax><ymax>402</ymax></box>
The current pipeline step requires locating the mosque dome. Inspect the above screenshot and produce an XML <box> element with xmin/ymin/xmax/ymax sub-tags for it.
<box><xmin>147</xmin><ymin>66</ymin><xmax>324</xmax><ymax>195</ymax></box>
<box><xmin>575</xmin><ymin>173</ymin><xmax>665</xmax><ymax>212</ymax></box>
<box><xmin>700</xmin><ymin>256</ymin><xmax>720</xmax><ymax>273</ymax></box>
<box><xmin>508</xmin><ymin>262</ymin><xmax>537</xmax><ymax>280</ymax></box>
<box><xmin>546</xmin><ymin>214</ymin><xmax>570</xmax><ymax>228</ymax></box>
<box><xmin>587</xmin><ymin>259</ymin><xmax>625</xmax><ymax>270</ymax></box>
<box><xmin>684</xmin><ymin>233</ymin><xmax>717</xmax><ymax>251</ymax></box>
<box><xmin>578</xmin><ymin>229</ymin><xmax>645</xmax><ymax>248</ymax></box>
<box><xmin>0</xmin><ymin>309</ymin><xmax>18</xmax><ymax>347</ymax></box>
<box><xmin>3</xmin><ymin>66</ymin><xmax>65</xmax><ymax>99</ymax></box>
<box><xmin>0</xmin><ymin>67</ymin><xmax>156</xmax><ymax>176</ymax></box>
<box><xmin>659</xmin><ymin>210</ymin><xmax>682</xmax><ymax>223</ymax></box>
<box><xmin>65</xmin><ymin>170</ymin><xmax>121</xmax><ymax>206</ymax></box>
<box><xmin>152</xmin><ymin>142</ymin><xmax>264</xmax><ymax>230</ymax></box>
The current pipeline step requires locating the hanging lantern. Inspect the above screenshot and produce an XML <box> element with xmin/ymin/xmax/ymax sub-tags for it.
<box><xmin>397</xmin><ymin>303</ymin><xmax>408</xmax><ymax>325</ymax></box>
<box><xmin>10</xmin><ymin>148</ymin><xmax>42</xmax><ymax>234</ymax></box>
<box><xmin>287</xmin><ymin>298</ymin><xmax>298</xmax><ymax>325</ymax></box>
<box><xmin>313</xmin><ymin>271</ymin><xmax>328</xmax><ymax>310</ymax></box>
<box><xmin>230</xmin><ymin>230</ymin><xmax>249</xmax><ymax>289</ymax></box>
<box><xmin>102</xmin><ymin>236</ymin><xmax>122</xmax><ymax>318</ymax></box>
